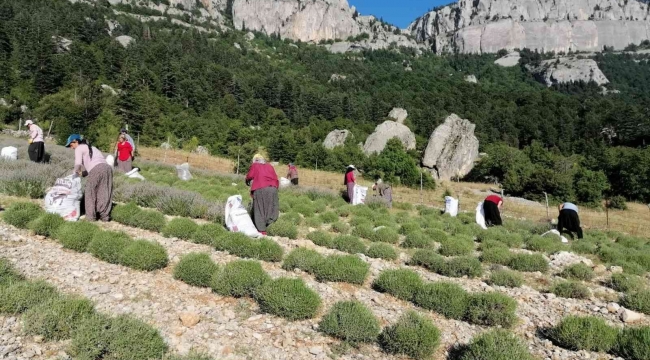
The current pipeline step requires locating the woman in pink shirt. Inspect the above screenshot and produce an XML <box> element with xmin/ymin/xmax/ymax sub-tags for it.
<box><xmin>344</xmin><ymin>165</ymin><xmax>356</xmax><ymax>204</ymax></box>
<box><xmin>24</xmin><ymin>120</ymin><xmax>45</xmax><ymax>163</ymax></box>
<box><xmin>65</xmin><ymin>134</ymin><xmax>113</xmax><ymax>222</ymax></box>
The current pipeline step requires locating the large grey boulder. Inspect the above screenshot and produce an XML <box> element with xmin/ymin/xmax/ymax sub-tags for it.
<box><xmin>115</xmin><ymin>35</ymin><xmax>135</xmax><ymax>48</ymax></box>
<box><xmin>531</xmin><ymin>58</ymin><xmax>609</xmax><ymax>87</ymax></box>
<box><xmin>495</xmin><ymin>52</ymin><xmax>521</xmax><ymax>67</ymax></box>
<box><xmin>323</xmin><ymin>130</ymin><xmax>352</xmax><ymax>149</ymax></box>
<box><xmin>363</xmin><ymin>121</ymin><xmax>416</xmax><ymax>155</ymax></box>
<box><xmin>388</xmin><ymin>108</ymin><xmax>408</xmax><ymax>124</ymax></box>
<box><xmin>422</xmin><ymin>114</ymin><xmax>479</xmax><ymax>181</ymax></box>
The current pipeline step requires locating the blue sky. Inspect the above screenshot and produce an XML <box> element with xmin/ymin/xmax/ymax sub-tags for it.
<box><xmin>349</xmin><ymin>0</ymin><xmax>451</xmax><ymax>28</ymax></box>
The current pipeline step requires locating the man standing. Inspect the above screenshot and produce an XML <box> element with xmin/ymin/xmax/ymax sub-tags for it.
<box><xmin>120</xmin><ymin>128</ymin><xmax>135</xmax><ymax>159</ymax></box>
<box><xmin>25</xmin><ymin>120</ymin><xmax>45</xmax><ymax>163</ymax></box>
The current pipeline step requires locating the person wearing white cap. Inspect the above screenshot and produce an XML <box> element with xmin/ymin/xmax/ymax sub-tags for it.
<box><xmin>344</xmin><ymin>165</ymin><xmax>356</xmax><ymax>204</ymax></box>
<box><xmin>24</xmin><ymin>120</ymin><xmax>45</xmax><ymax>163</ymax></box>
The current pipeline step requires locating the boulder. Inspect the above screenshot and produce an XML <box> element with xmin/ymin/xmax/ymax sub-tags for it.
<box><xmin>179</xmin><ymin>312</ymin><xmax>200</xmax><ymax>327</ymax></box>
<box><xmin>323</xmin><ymin>129</ymin><xmax>351</xmax><ymax>149</ymax></box>
<box><xmin>530</xmin><ymin>58</ymin><xmax>609</xmax><ymax>87</ymax></box>
<box><xmin>620</xmin><ymin>308</ymin><xmax>643</xmax><ymax>323</ymax></box>
<box><xmin>388</xmin><ymin>108</ymin><xmax>408</xmax><ymax>124</ymax></box>
<box><xmin>494</xmin><ymin>52</ymin><xmax>521</xmax><ymax>67</ymax></box>
<box><xmin>52</xmin><ymin>36</ymin><xmax>72</xmax><ymax>53</ymax></box>
<box><xmin>193</xmin><ymin>146</ymin><xmax>209</xmax><ymax>155</ymax></box>
<box><xmin>328</xmin><ymin>74</ymin><xmax>347</xmax><ymax>83</ymax></box>
<box><xmin>422</xmin><ymin>114</ymin><xmax>479</xmax><ymax>180</ymax></box>
<box><xmin>115</xmin><ymin>35</ymin><xmax>135</xmax><ymax>48</ymax></box>
<box><xmin>100</xmin><ymin>84</ymin><xmax>118</xmax><ymax>96</ymax></box>
<box><xmin>245</xmin><ymin>32</ymin><xmax>255</xmax><ymax>41</ymax></box>
<box><xmin>234</xmin><ymin>42</ymin><xmax>242</xmax><ymax>50</ymax></box>
<box><xmin>464</xmin><ymin>75</ymin><xmax>478</xmax><ymax>83</ymax></box>
<box><xmin>363</xmin><ymin>121</ymin><xmax>416</xmax><ymax>155</ymax></box>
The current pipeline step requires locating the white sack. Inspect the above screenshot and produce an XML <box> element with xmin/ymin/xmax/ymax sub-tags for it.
<box><xmin>44</xmin><ymin>175</ymin><xmax>82</xmax><ymax>221</ymax></box>
<box><xmin>225</xmin><ymin>195</ymin><xmax>261</xmax><ymax>238</ymax></box>
<box><xmin>279</xmin><ymin>177</ymin><xmax>291</xmax><ymax>188</ymax></box>
<box><xmin>176</xmin><ymin>163</ymin><xmax>192</xmax><ymax>181</ymax></box>
<box><xmin>476</xmin><ymin>201</ymin><xmax>487</xmax><ymax>230</ymax></box>
<box><xmin>1</xmin><ymin>146</ymin><xmax>18</xmax><ymax>160</ymax></box>
<box><xmin>105</xmin><ymin>154</ymin><xmax>115</xmax><ymax>167</ymax></box>
<box><xmin>444</xmin><ymin>196</ymin><xmax>459</xmax><ymax>217</ymax></box>
<box><xmin>125</xmin><ymin>168</ymin><xmax>145</xmax><ymax>181</ymax></box>
<box><xmin>352</xmin><ymin>184</ymin><xmax>368</xmax><ymax>206</ymax></box>
<box><xmin>542</xmin><ymin>229</ymin><xmax>569</xmax><ymax>243</ymax></box>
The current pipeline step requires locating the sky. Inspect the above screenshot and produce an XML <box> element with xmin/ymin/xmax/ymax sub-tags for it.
<box><xmin>349</xmin><ymin>0</ymin><xmax>452</xmax><ymax>28</ymax></box>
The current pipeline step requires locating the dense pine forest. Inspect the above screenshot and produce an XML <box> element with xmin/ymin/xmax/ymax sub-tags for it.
<box><xmin>1</xmin><ymin>0</ymin><xmax>649</xmax><ymax>205</ymax></box>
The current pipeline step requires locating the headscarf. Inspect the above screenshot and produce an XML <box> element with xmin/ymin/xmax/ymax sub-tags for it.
<box><xmin>253</xmin><ymin>153</ymin><xmax>266</xmax><ymax>164</ymax></box>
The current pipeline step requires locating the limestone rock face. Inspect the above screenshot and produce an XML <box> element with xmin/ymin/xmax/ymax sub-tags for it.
<box><xmin>388</xmin><ymin>108</ymin><xmax>408</xmax><ymax>124</ymax></box>
<box><xmin>422</xmin><ymin>114</ymin><xmax>479</xmax><ymax>180</ymax></box>
<box><xmin>115</xmin><ymin>35</ymin><xmax>135</xmax><ymax>48</ymax></box>
<box><xmin>363</xmin><ymin>121</ymin><xmax>416</xmax><ymax>155</ymax></box>
<box><xmin>531</xmin><ymin>57</ymin><xmax>609</xmax><ymax>86</ymax></box>
<box><xmin>323</xmin><ymin>130</ymin><xmax>352</xmax><ymax>149</ymax></box>
<box><xmin>495</xmin><ymin>52</ymin><xmax>521</xmax><ymax>67</ymax></box>
<box><xmin>408</xmin><ymin>0</ymin><xmax>650</xmax><ymax>54</ymax></box>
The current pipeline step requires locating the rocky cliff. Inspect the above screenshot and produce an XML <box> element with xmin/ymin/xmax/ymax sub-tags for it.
<box><xmin>408</xmin><ymin>0</ymin><xmax>650</xmax><ymax>54</ymax></box>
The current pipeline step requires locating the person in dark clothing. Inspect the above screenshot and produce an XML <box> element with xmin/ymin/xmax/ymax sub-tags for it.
<box><xmin>557</xmin><ymin>202</ymin><xmax>583</xmax><ymax>239</ymax></box>
<box><xmin>25</xmin><ymin>120</ymin><xmax>45</xmax><ymax>163</ymax></box>
<box><xmin>287</xmin><ymin>163</ymin><xmax>299</xmax><ymax>185</ymax></box>
<box><xmin>245</xmin><ymin>154</ymin><xmax>279</xmax><ymax>235</ymax></box>
<box><xmin>483</xmin><ymin>194</ymin><xmax>503</xmax><ymax>227</ymax></box>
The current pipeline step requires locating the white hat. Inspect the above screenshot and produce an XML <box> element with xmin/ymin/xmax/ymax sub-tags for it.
<box><xmin>347</xmin><ymin>165</ymin><xmax>356</xmax><ymax>169</ymax></box>
<box><xmin>24</xmin><ymin>120</ymin><xmax>34</xmax><ymax>126</ymax></box>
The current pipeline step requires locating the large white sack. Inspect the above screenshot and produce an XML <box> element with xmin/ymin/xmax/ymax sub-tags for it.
<box><xmin>279</xmin><ymin>177</ymin><xmax>291</xmax><ymax>188</ymax></box>
<box><xmin>125</xmin><ymin>168</ymin><xmax>145</xmax><ymax>181</ymax></box>
<box><xmin>352</xmin><ymin>184</ymin><xmax>368</xmax><ymax>206</ymax></box>
<box><xmin>476</xmin><ymin>201</ymin><xmax>487</xmax><ymax>230</ymax></box>
<box><xmin>542</xmin><ymin>229</ymin><xmax>569</xmax><ymax>243</ymax></box>
<box><xmin>105</xmin><ymin>154</ymin><xmax>115</xmax><ymax>167</ymax></box>
<box><xmin>176</xmin><ymin>163</ymin><xmax>192</xmax><ymax>181</ymax></box>
<box><xmin>44</xmin><ymin>175</ymin><xmax>83</xmax><ymax>221</ymax></box>
<box><xmin>1</xmin><ymin>146</ymin><xmax>18</xmax><ymax>160</ymax></box>
<box><xmin>225</xmin><ymin>195</ymin><xmax>261</xmax><ymax>238</ymax></box>
<box><xmin>444</xmin><ymin>196</ymin><xmax>459</xmax><ymax>217</ymax></box>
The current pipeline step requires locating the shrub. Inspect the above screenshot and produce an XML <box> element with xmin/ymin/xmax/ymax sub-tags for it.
<box><xmin>292</xmin><ymin>203</ymin><xmax>315</xmax><ymax>217</ymax></box>
<box><xmin>331</xmin><ymin>221</ymin><xmax>350</xmax><ymax>234</ymax></box>
<box><xmin>365</xmin><ymin>243</ymin><xmax>398</xmax><ymax>260</ymax></box>
<box><xmin>350</xmin><ymin>216</ymin><xmax>373</xmax><ymax>227</ymax></box>
<box><xmin>480</xmin><ymin>248</ymin><xmax>513</xmax><ymax>265</ymax></box>
<box><xmin>280</xmin><ymin>212</ymin><xmax>302</xmax><ymax>225</ymax></box>
<box><xmin>216</xmin><ymin>233</ymin><xmax>284</xmax><ymax>262</ymax></box>
<box><xmin>370</xmin><ymin>227</ymin><xmax>399</xmax><ymax>244</ymax></box>
<box><xmin>254</xmin><ymin>278</ymin><xmax>321</xmax><ymax>320</ymax></box>
<box><xmin>379</xmin><ymin>311</ymin><xmax>440</xmax><ymax>360</ymax></box>
<box><xmin>464</xmin><ymin>292</ymin><xmax>517</xmax><ymax>328</ymax></box>
<box><xmin>439</xmin><ymin>238</ymin><xmax>474</xmax><ymax>256</ymax></box>
<box><xmin>110</xmin><ymin>203</ymin><xmax>141</xmax><ymax>227</ymax></box>
<box><xmin>508</xmin><ymin>253</ymin><xmax>548</xmax><ymax>272</ymax></box>
<box><xmin>282</xmin><ymin>248</ymin><xmax>324</xmax><ymax>273</ymax></box>
<box><xmin>372</xmin><ymin>269</ymin><xmax>422</xmax><ymax>302</ymax></box>
<box><xmin>318</xmin><ymin>301</ymin><xmax>380</xmax><ymax>344</ymax></box>
<box><xmin>608</xmin><ymin>195</ymin><xmax>628</xmax><ymax>210</ymax></box>
<box><xmin>53</xmin><ymin>221</ymin><xmax>100</xmax><ymax>252</ymax></box>
<box><xmin>332</xmin><ymin>235</ymin><xmax>367</xmax><ymax>254</ymax></box>
<box><xmin>319</xmin><ymin>211</ymin><xmax>339</xmax><ymax>224</ymax></box>
<box><xmin>443</xmin><ymin>256</ymin><xmax>483</xmax><ymax>278</ymax></box>
<box><xmin>0</xmin><ymin>259</ymin><xmax>23</xmax><ymax>286</ymax></box>
<box><xmin>105</xmin><ymin>315</ymin><xmax>168</xmax><ymax>360</ymax></box>
<box><xmin>570</xmin><ymin>240</ymin><xmax>598</xmax><ymax>254</ymax></box>
<box><xmin>426</xmin><ymin>228</ymin><xmax>448</xmax><ymax>243</ymax></box>
<box><xmin>612</xmin><ymin>326</ymin><xmax>650</xmax><ymax>360</ymax></box>
<box><xmin>2</xmin><ymin>202</ymin><xmax>43</xmax><ymax>229</ymax></box>
<box><xmin>314</xmin><ymin>255</ymin><xmax>369</xmax><ymax>285</ymax></box>
<box><xmin>307</xmin><ymin>231</ymin><xmax>333</xmax><ymax>247</ymax></box>
<box><xmin>253</xmin><ymin>238</ymin><xmax>285</xmax><ymax>262</ymax></box>
<box><xmin>402</xmin><ymin>232</ymin><xmax>432</xmax><ymax>249</ymax></box>
<box><xmin>119</xmin><ymin>240</ymin><xmax>169</xmax><ymax>271</ymax></box>
<box><xmin>304</xmin><ymin>215</ymin><xmax>323</xmax><ymax>227</ymax></box>
<box><xmin>488</xmin><ymin>270</ymin><xmax>523</xmax><ymax>288</ymax></box>
<box><xmin>173</xmin><ymin>253</ymin><xmax>219</xmax><ymax>287</ymax></box>
<box><xmin>267</xmin><ymin>220</ymin><xmax>298</xmax><ymax>239</ymax></box>
<box><xmin>413</xmin><ymin>282</ymin><xmax>469</xmax><ymax>319</ymax></box>
<box><xmin>525</xmin><ymin>235</ymin><xmax>565</xmax><ymax>253</ymax></box>
<box><xmin>132</xmin><ymin>210</ymin><xmax>167</xmax><ymax>232</ymax></box>
<box><xmin>550</xmin><ymin>281</ymin><xmax>590</xmax><ymax>299</ymax></box>
<box><xmin>88</xmin><ymin>231</ymin><xmax>131</xmax><ymax>264</ymax></box>
<box><xmin>161</xmin><ymin>218</ymin><xmax>199</xmax><ymax>240</ymax></box>
<box><xmin>399</xmin><ymin>222</ymin><xmax>421</xmax><ymax>236</ymax></box>
<box><xmin>609</xmin><ymin>273</ymin><xmax>645</xmax><ymax>293</ymax></box>
<box><xmin>616</xmin><ymin>260</ymin><xmax>647</xmax><ymax>276</ymax></box>
<box><xmin>549</xmin><ymin>316</ymin><xmax>618</xmax><ymax>352</ymax></box>
<box><xmin>336</xmin><ymin>205</ymin><xmax>353</xmax><ymax>217</ymax></box>
<box><xmin>478</xmin><ymin>230</ymin><xmax>523</xmax><ymax>248</ymax></box>
<box><xmin>0</xmin><ymin>280</ymin><xmax>59</xmax><ymax>314</ymax></box>
<box><xmin>408</xmin><ymin>249</ymin><xmax>445</xmax><ymax>273</ymax></box>
<box><xmin>191</xmin><ymin>223</ymin><xmax>225</xmax><ymax>245</ymax></box>
<box><xmin>28</xmin><ymin>213</ymin><xmax>65</xmax><ymax>237</ymax></box>
<box><xmin>560</xmin><ymin>263</ymin><xmax>594</xmax><ymax>281</ymax></box>
<box><xmin>211</xmin><ymin>260</ymin><xmax>270</xmax><ymax>298</ymax></box>
<box><xmin>479</xmin><ymin>239</ymin><xmax>508</xmax><ymax>251</ymax></box>
<box><xmin>22</xmin><ymin>296</ymin><xmax>95</xmax><ymax>340</ymax></box>
<box><xmin>459</xmin><ymin>330</ymin><xmax>535</xmax><ymax>360</ymax></box>
<box><xmin>621</xmin><ymin>290</ymin><xmax>650</xmax><ymax>315</ymax></box>
<box><xmin>69</xmin><ymin>314</ymin><xmax>112</xmax><ymax>359</ymax></box>
<box><xmin>352</xmin><ymin>224</ymin><xmax>374</xmax><ymax>239</ymax></box>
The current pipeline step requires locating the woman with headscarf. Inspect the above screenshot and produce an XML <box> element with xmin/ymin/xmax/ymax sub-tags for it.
<box><xmin>245</xmin><ymin>154</ymin><xmax>280</xmax><ymax>235</ymax></box>
<box><xmin>115</xmin><ymin>134</ymin><xmax>133</xmax><ymax>172</ymax></box>
<box><xmin>373</xmin><ymin>178</ymin><xmax>393</xmax><ymax>208</ymax></box>
<box><xmin>24</xmin><ymin>120</ymin><xmax>45</xmax><ymax>163</ymax></box>
<box><xmin>344</xmin><ymin>165</ymin><xmax>356</xmax><ymax>204</ymax></box>
<box><xmin>65</xmin><ymin>134</ymin><xmax>113</xmax><ymax>222</ymax></box>
<box><xmin>557</xmin><ymin>202</ymin><xmax>583</xmax><ymax>239</ymax></box>
<box><xmin>287</xmin><ymin>163</ymin><xmax>299</xmax><ymax>185</ymax></box>
<box><xmin>483</xmin><ymin>194</ymin><xmax>503</xmax><ymax>227</ymax></box>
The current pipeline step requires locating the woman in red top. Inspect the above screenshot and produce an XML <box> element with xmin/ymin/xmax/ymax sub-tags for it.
<box><xmin>245</xmin><ymin>154</ymin><xmax>279</xmax><ymax>235</ymax></box>
<box><xmin>116</xmin><ymin>134</ymin><xmax>133</xmax><ymax>173</ymax></box>
<box><xmin>344</xmin><ymin>165</ymin><xmax>356</xmax><ymax>204</ymax></box>
<box><xmin>483</xmin><ymin>194</ymin><xmax>503</xmax><ymax>227</ymax></box>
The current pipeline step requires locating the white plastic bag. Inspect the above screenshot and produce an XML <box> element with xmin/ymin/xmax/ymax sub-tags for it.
<box><xmin>176</xmin><ymin>163</ymin><xmax>192</xmax><ymax>181</ymax></box>
<box><xmin>352</xmin><ymin>185</ymin><xmax>368</xmax><ymax>205</ymax></box>
<box><xmin>125</xmin><ymin>168</ymin><xmax>145</xmax><ymax>181</ymax></box>
<box><xmin>279</xmin><ymin>177</ymin><xmax>291</xmax><ymax>188</ymax></box>
<box><xmin>1</xmin><ymin>146</ymin><xmax>18</xmax><ymax>160</ymax></box>
<box><xmin>225</xmin><ymin>195</ymin><xmax>261</xmax><ymax>238</ymax></box>
<box><xmin>44</xmin><ymin>175</ymin><xmax>82</xmax><ymax>221</ymax></box>
<box><xmin>476</xmin><ymin>202</ymin><xmax>487</xmax><ymax>230</ymax></box>
<box><xmin>542</xmin><ymin>229</ymin><xmax>569</xmax><ymax>243</ymax></box>
<box><xmin>105</xmin><ymin>154</ymin><xmax>115</xmax><ymax>167</ymax></box>
<box><xmin>444</xmin><ymin>196</ymin><xmax>459</xmax><ymax>217</ymax></box>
